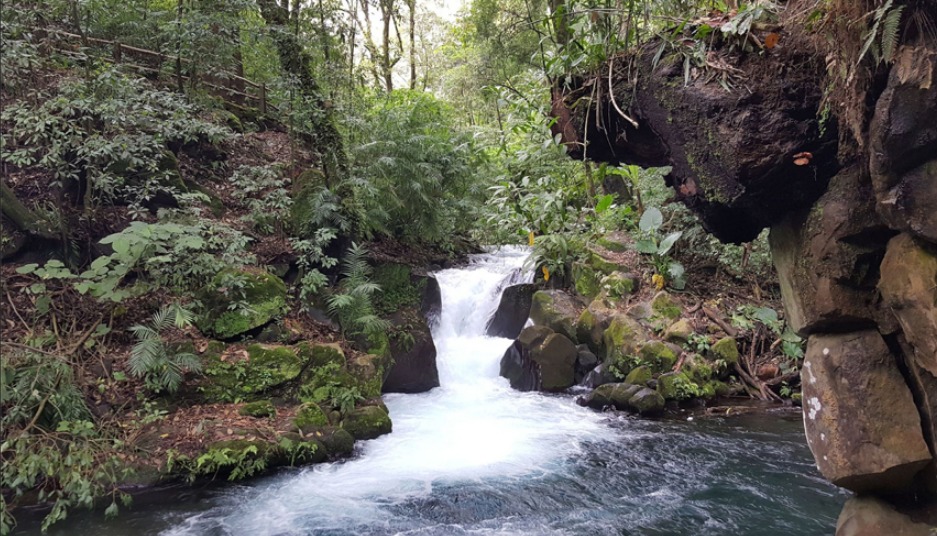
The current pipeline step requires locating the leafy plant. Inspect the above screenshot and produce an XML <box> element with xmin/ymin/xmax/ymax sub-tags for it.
<box><xmin>634</xmin><ymin>207</ymin><xmax>686</xmax><ymax>290</ymax></box>
<box><xmin>858</xmin><ymin>0</ymin><xmax>905</xmax><ymax>66</ymax></box>
<box><xmin>128</xmin><ymin>304</ymin><xmax>202</xmax><ymax>393</ymax></box>
<box><xmin>326</xmin><ymin>243</ymin><xmax>390</xmax><ymax>339</ymax></box>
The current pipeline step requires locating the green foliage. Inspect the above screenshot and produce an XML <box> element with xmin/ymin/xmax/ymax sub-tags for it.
<box><xmin>527</xmin><ymin>233</ymin><xmax>586</xmax><ymax>280</ymax></box>
<box><xmin>0</xmin><ymin>68</ymin><xmax>230</xmax><ymax>213</ymax></box>
<box><xmin>344</xmin><ymin>90</ymin><xmax>483</xmax><ymax>246</ymax></box>
<box><xmin>326</xmin><ymin>243</ymin><xmax>390</xmax><ymax>339</ymax></box>
<box><xmin>858</xmin><ymin>0</ymin><xmax>905</xmax><ymax>66</ymax></box>
<box><xmin>299</xmin><ymin>363</ymin><xmax>365</xmax><ymax>415</ymax></box>
<box><xmin>635</xmin><ymin>207</ymin><xmax>686</xmax><ymax>290</ymax></box>
<box><xmin>191</xmin><ymin>441</ymin><xmax>269</xmax><ymax>482</ymax></box>
<box><xmin>129</xmin><ymin>304</ymin><xmax>202</xmax><ymax>394</ymax></box>
<box><xmin>1</xmin><ymin>349</ymin><xmax>130</xmax><ymax>533</ymax></box>
<box><xmin>229</xmin><ymin>165</ymin><xmax>293</xmax><ymax>235</ymax></box>
<box><xmin>16</xmin><ymin>219</ymin><xmax>253</xmax><ymax>302</ymax></box>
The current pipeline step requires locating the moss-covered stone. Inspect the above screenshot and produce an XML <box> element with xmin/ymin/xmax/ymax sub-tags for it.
<box><xmin>596</xmin><ymin>231</ymin><xmax>630</xmax><ymax>252</ymax></box>
<box><xmin>709</xmin><ymin>337</ymin><xmax>740</xmax><ymax>365</ymax></box>
<box><xmin>274</xmin><ymin>433</ymin><xmax>328</xmax><ymax>465</ymax></box>
<box><xmin>239</xmin><ymin>400</ymin><xmax>276</xmax><ymax>418</ymax></box>
<box><xmin>293</xmin><ymin>403</ymin><xmax>329</xmax><ymax>432</ymax></box>
<box><xmin>320</xmin><ymin>428</ymin><xmax>355</xmax><ymax>457</ymax></box>
<box><xmin>572</xmin><ymin>262</ymin><xmax>602</xmax><ymax>299</ymax></box>
<box><xmin>298</xmin><ymin>342</ymin><xmax>346</xmax><ymax>368</ymax></box>
<box><xmin>602</xmin><ymin>315</ymin><xmax>645</xmax><ymax>364</ymax></box>
<box><xmin>600</xmin><ymin>272</ymin><xmax>636</xmax><ymax>300</ymax></box>
<box><xmin>663</xmin><ymin>318</ymin><xmax>693</xmax><ymax>344</ymax></box>
<box><xmin>624</xmin><ymin>365</ymin><xmax>652</xmax><ymax>386</ymax></box>
<box><xmin>651</xmin><ymin>291</ymin><xmax>682</xmax><ymax>320</ymax></box>
<box><xmin>683</xmin><ymin>355</ymin><xmax>715</xmax><ymax>384</ymax></box>
<box><xmin>530</xmin><ymin>291</ymin><xmax>579</xmax><ymax>342</ymax></box>
<box><xmin>342</xmin><ymin>405</ymin><xmax>392</xmax><ymax>440</ymax></box>
<box><xmin>197</xmin><ymin>270</ymin><xmax>288</xmax><ymax>339</ymax></box>
<box><xmin>201</xmin><ymin>343</ymin><xmax>305</xmax><ymax>402</ymax></box>
<box><xmin>657</xmin><ymin>371</ymin><xmax>695</xmax><ymax>401</ymax></box>
<box><xmin>575</xmin><ymin>298</ymin><xmax>614</xmax><ymax>355</ymax></box>
<box><xmin>638</xmin><ymin>341</ymin><xmax>678</xmax><ymax>372</ymax></box>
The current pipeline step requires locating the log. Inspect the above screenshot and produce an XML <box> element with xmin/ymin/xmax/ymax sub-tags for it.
<box><xmin>0</xmin><ymin>181</ymin><xmax>56</xmax><ymax>239</ymax></box>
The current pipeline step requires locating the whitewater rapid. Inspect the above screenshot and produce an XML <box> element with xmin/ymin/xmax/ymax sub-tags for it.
<box><xmin>162</xmin><ymin>246</ymin><xmax>607</xmax><ymax>535</ymax></box>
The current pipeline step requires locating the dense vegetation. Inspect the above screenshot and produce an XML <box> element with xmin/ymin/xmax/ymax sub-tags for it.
<box><xmin>1</xmin><ymin>0</ymin><xmax>909</xmax><ymax>532</ymax></box>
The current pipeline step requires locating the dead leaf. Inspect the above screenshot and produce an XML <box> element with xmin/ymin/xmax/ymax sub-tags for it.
<box><xmin>764</xmin><ymin>32</ymin><xmax>780</xmax><ymax>50</ymax></box>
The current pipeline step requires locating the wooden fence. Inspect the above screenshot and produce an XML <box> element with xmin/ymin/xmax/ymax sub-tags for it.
<box><xmin>40</xmin><ymin>28</ymin><xmax>270</xmax><ymax>113</ymax></box>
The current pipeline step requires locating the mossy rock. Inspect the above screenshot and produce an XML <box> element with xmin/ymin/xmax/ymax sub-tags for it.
<box><xmin>201</xmin><ymin>342</ymin><xmax>308</xmax><ymax>403</ymax></box>
<box><xmin>600</xmin><ymin>272</ymin><xmax>637</xmax><ymax>300</ymax></box>
<box><xmin>575</xmin><ymin>298</ymin><xmax>614</xmax><ymax>355</ymax></box>
<box><xmin>293</xmin><ymin>403</ymin><xmax>329</xmax><ymax>433</ymax></box>
<box><xmin>572</xmin><ymin>262</ymin><xmax>602</xmax><ymax>299</ymax></box>
<box><xmin>274</xmin><ymin>432</ymin><xmax>328</xmax><ymax>465</ymax></box>
<box><xmin>193</xmin><ymin>439</ymin><xmax>273</xmax><ymax>480</ymax></box>
<box><xmin>683</xmin><ymin>355</ymin><xmax>715</xmax><ymax>384</ymax></box>
<box><xmin>239</xmin><ymin>400</ymin><xmax>276</xmax><ymax>418</ymax></box>
<box><xmin>624</xmin><ymin>365</ymin><xmax>652</xmax><ymax>386</ymax></box>
<box><xmin>588</xmin><ymin>249</ymin><xmax>629</xmax><ymax>275</ymax></box>
<box><xmin>651</xmin><ymin>291</ymin><xmax>682</xmax><ymax>320</ymax></box>
<box><xmin>348</xmin><ymin>352</ymin><xmax>389</xmax><ymax>400</ymax></box>
<box><xmin>342</xmin><ymin>405</ymin><xmax>392</xmax><ymax>440</ymax></box>
<box><xmin>596</xmin><ymin>231</ymin><xmax>630</xmax><ymax>253</ymax></box>
<box><xmin>298</xmin><ymin>342</ymin><xmax>346</xmax><ymax>368</ymax></box>
<box><xmin>657</xmin><ymin>371</ymin><xmax>695</xmax><ymax>401</ymax></box>
<box><xmin>637</xmin><ymin>341</ymin><xmax>678</xmax><ymax>373</ymax></box>
<box><xmin>602</xmin><ymin>314</ymin><xmax>645</xmax><ymax>364</ymax></box>
<box><xmin>320</xmin><ymin>428</ymin><xmax>355</xmax><ymax>457</ymax></box>
<box><xmin>197</xmin><ymin>270</ymin><xmax>288</xmax><ymax>339</ymax></box>
<box><xmin>530</xmin><ymin>291</ymin><xmax>580</xmax><ymax>342</ymax></box>
<box><xmin>663</xmin><ymin>318</ymin><xmax>694</xmax><ymax>344</ymax></box>
<box><xmin>709</xmin><ymin>337</ymin><xmax>740</xmax><ymax>365</ymax></box>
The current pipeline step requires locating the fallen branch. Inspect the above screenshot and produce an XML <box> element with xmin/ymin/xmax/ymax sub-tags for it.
<box><xmin>702</xmin><ymin>306</ymin><xmax>738</xmax><ymax>337</ymax></box>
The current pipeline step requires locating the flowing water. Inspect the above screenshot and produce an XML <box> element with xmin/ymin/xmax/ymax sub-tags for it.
<box><xmin>32</xmin><ymin>247</ymin><xmax>847</xmax><ymax>535</ymax></box>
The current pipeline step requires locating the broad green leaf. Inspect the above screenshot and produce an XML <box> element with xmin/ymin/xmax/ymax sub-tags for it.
<box><xmin>635</xmin><ymin>239</ymin><xmax>658</xmax><ymax>254</ymax></box>
<box><xmin>639</xmin><ymin>207</ymin><xmax>663</xmax><ymax>232</ymax></box>
<box><xmin>595</xmin><ymin>194</ymin><xmax>614</xmax><ymax>214</ymax></box>
<box><xmin>658</xmin><ymin>231</ymin><xmax>682</xmax><ymax>256</ymax></box>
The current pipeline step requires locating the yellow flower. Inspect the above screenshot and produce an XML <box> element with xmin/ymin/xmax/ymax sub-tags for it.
<box><xmin>652</xmin><ymin>273</ymin><xmax>665</xmax><ymax>290</ymax></box>
<box><xmin>528</xmin><ymin>231</ymin><xmax>535</xmax><ymax>246</ymax></box>
<box><xmin>542</xmin><ymin>266</ymin><xmax>551</xmax><ymax>282</ymax></box>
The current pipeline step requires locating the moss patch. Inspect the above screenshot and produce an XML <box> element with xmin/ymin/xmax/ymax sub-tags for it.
<box><xmin>197</xmin><ymin>270</ymin><xmax>288</xmax><ymax>339</ymax></box>
<box><xmin>239</xmin><ymin>400</ymin><xmax>276</xmax><ymax>418</ymax></box>
<box><xmin>709</xmin><ymin>337</ymin><xmax>740</xmax><ymax>365</ymax></box>
<box><xmin>342</xmin><ymin>405</ymin><xmax>392</xmax><ymax>440</ymax></box>
<box><xmin>293</xmin><ymin>403</ymin><xmax>329</xmax><ymax>432</ymax></box>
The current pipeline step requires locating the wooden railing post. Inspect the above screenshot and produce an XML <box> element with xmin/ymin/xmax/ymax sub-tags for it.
<box><xmin>260</xmin><ymin>83</ymin><xmax>267</xmax><ymax>114</ymax></box>
<box><xmin>113</xmin><ymin>41</ymin><xmax>122</xmax><ymax>63</ymax></box>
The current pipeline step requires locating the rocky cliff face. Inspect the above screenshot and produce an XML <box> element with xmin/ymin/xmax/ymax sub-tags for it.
<box><xmin>553</xmin><ymin>36</ymin><xmax>937</xmax><ymax>532</ymax></box>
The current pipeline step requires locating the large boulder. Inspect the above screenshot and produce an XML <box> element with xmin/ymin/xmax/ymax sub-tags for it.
<box><xmin>575</xmin><ymin>297</ymin><xmax>615</xmax><ymax>355</ymax></box>
<box><xmin>342</xmin><ymin>404</ymin><xmax>392</xmax><ymax>440</ymax></box>
<box><xmin>869</xmin><ymin>46</ymin><xmax>937</xmax><ymax>243</ymax></box>
<box><xmin>602</xmin><ymin>314</ymin><xmax>646</xmax><ymax>367</ymax></box>
<box><xmin>581</xmin><ymin>382</ymin><xmax>665</xmax><ymax>416</ymax></box>
<box><xmin>486</xmin><ymin>283</ymin><xmax>536</xmax><ymax>339</ymax></box>
<box><xmin>499</xmin><ymin>327</ymin><xmax>577</xmax><ymax>392</ymax></box>
<box><xmin>382</xmin><ymin>310</ymin><xmax>439</xmax><ymax>394</ymax></box>
<box><xmin>769</xmin><ymin>168</ymin><xmax>893</xmax><ymax>336</ymax></box>
<box><xmin>552</xmin><ymin>45</ymin><xmax>838</xmax><ymax>243</ymax></box>
<box><xmin>836</xmin><ymin>496</ymin><xmax>936</xmax><ymax>536</ymax></box>
<box><xmin>879</xmin><ymin>234</ymin><xmax>937</xmax><ymax>378</ymax></box>
<box><xmin>529</xmin><ymin>290</ymin><xmax>581</xmax><ymax>342</ymax></box>
<box><xmin>802</xmin><ymin>331</ymin><xmax>932</xmax><ymax>493</ymax></box>
<box><xmin>197</xmin><ymin>270</ymin><xmax>288</xmax><ymax>339</ymax></box>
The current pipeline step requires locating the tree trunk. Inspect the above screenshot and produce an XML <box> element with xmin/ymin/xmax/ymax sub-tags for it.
<box><xmin>408</xmin><ymin>0</ymin><xmax>416</xmax><ymax>90</ymax></box>
<box><xmin>1</xmin><ymin>181</ymin><xmax>56</xmax><ymax>239</ymax></box>
<box><xmin>258</xmin><ymin>0</ymin><xmax>347</xmax><ymax>181</ymax></box>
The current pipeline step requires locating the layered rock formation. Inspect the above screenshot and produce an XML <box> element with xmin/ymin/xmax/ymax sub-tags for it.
<box><xmin>553</xmin><ymin>32</ymin><xmax>937</xmax><ymax>532</ymax></box>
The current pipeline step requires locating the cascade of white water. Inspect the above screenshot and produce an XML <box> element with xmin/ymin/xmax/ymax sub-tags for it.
<box><xmin>162</xmin><ymin>247</ymin><xmax>605</xmax><ymax>536</ymax></box>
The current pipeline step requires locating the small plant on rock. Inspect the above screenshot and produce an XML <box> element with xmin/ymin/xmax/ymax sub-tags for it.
<box><xmin>634</xmin><ymin>207</ymin><xmax>686</xmax><ymax>290</ymax></box>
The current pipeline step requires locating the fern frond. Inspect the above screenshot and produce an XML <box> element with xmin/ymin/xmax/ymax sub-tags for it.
<box><xmin>881</xmin><ymin>6</ymin><xmax>905</xmax><ymax>63</ymax></box>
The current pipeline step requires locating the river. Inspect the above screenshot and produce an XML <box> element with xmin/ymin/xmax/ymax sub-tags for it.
<box><xmin>36</xmin><ymin>247</ymin><xmax>846</xmax><ymax>535</ymax></box>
